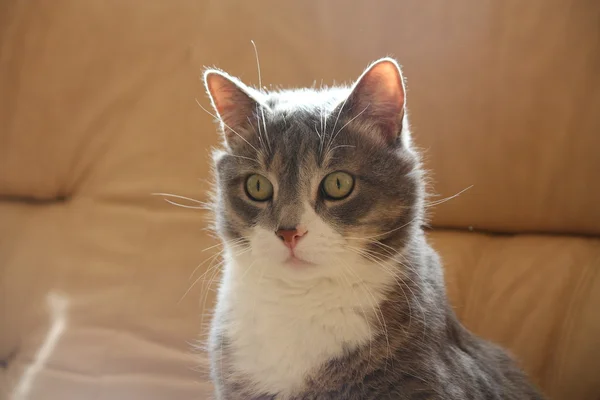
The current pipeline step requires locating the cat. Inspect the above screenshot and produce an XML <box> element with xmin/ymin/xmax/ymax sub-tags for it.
<box><xmin>202</xmin><ymin>58</ymin><xmax>545</xmax><ymax>399</ymax></box>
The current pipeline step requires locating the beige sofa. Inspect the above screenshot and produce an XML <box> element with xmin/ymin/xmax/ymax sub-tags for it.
<box><xmin>1</xmin><ymin>1</ymin><xmax>599</xmax><ymax>399</ymax></box>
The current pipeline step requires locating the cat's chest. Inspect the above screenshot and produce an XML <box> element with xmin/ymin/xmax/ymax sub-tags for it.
<box><xmin>218</xmin><ymin>276</ymin><xmax>377</xmax><ymax>396</ymax></box>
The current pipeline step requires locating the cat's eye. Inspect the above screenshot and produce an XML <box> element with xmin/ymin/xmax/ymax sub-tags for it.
<box><xmin>321</xmin><ymin>171</ymin><xmax>355</xmax><ymax>200</ymax></box>
<box><xmin>245</xmin><ymin>174</ymin><xmax>274</xmax><ymax>202</ymax></box>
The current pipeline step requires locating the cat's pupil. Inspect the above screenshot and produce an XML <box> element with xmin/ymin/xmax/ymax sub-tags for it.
<box><xmin>336</xmin><ymin>178</ymin><xmax>341</xmax><ymax>190</ymax></box>
<box><xmin>256</xmin><ymin>180</ymin><xmax>261</xmax><ymax>192</ymax></box>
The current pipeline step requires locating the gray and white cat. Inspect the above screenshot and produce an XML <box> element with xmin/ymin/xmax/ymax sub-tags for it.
<box><xmin>203</xmin><ymin>58</ymin><xmax>545</xmax><ymax>399</ymax></box>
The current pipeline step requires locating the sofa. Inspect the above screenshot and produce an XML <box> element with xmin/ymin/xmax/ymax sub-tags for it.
<box><xmin>1</xmin><ymin>1</ymin><xmax>599</xmax><ymax>399</ymax></box>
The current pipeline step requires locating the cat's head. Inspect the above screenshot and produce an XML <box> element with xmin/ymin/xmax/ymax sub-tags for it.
<box><xmin>204</xmin><ymin>58</ymin><xmax>424</xmax><ymax>282</ymax></box>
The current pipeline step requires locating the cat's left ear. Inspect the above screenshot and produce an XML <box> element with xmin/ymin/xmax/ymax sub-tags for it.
<box><xmin>203</xmin><ymin>69</ymin><xmax>265</xmax><ymax>149</ymax></box>
<box><xmin>340</xmin><ymin>58</ymin><xmax>406</xmax><ymax>145</ymax></box>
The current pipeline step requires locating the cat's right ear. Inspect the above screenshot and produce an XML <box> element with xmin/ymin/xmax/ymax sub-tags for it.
<box><xmin>203</xmin><ymin>69</ymin><xmax>263</xmax><ymax>148</ymax></box>
<box><xmin>337</xmin><ymin>58</ymin><xmax>407</xmax><ymax>146</ymax></box>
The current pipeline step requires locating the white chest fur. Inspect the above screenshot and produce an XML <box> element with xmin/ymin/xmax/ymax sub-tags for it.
<box><xmin>216</xmin><ymin>260</ymin><xmax>387</xmax><ymax>396</ymax></box>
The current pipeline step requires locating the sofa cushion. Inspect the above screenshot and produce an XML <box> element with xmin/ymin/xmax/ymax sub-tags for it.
<box><xmin>2</xmin><ymin>220</ymin><xmax>599</xmax><ymax>399</ymax></box>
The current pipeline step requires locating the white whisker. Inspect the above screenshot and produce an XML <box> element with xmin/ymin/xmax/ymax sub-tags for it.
<box><xmin>329</xmin><ymin>95</ymin><xmax>350</xmax><ymax>149</ymax></box>
<box><xmin>350</xmin><ymin>245</ymin><xmax>428</xmax><ymax>338</ymax></box>
<box><xmin>338</xmin><ymin>265</ymin><xmax>373</xmax><ymax>380</ymax></box>
<box><xmin>237</xmin><ymin>258</ymin><xmax>258</xmax><ymax>283</ymax></box>
<box><xmin>151</xmin><ymin>192</ymin><xmax>204</xmax><ymax>204</ymax></box>
<box><xmin>248</xmin><ymin>116</ymin><xmax>266</xmax><ymax>153</ymax></box>
<box><xmin>322</xmin><ymin>107</ymin><xmax>327</xmax><ymax>155</ymax></box>
<box><xmin>313</xmin><ymin>122</ymin><xmax>323</xmax><ymax>141</ymax></box>
<box><xmin>346</xmin><ymin>245</ymin><xmax>415</xmax><ymax>334</ymax></box>
<box><xmin>344</xmin><ymin>262</ymin><xmax>391</xmax><ymax>371</ymax></box>
<box><xmin>251</xmin><ymin>40</ymin><xmax>263</xmax><ymax>91</ymax></box>
<box><xmin>327</xmin><ymin>104</ymin><xmax>370</xmax><ymax>154</ymax></box>
<box><xmin>425</xmin><ymin>185</ymin><xmax>473</xmax><ymax>208</ymax></box>
<box><xmin>161</xmin><ymin>198</ymin><xmax>206</xmax><ymax>209</ymax></box>
<box><xmin>229</xmin><ymin>153</ymin><xmax>261</xmax><ymax>164</ymax></box>
<box><xmin>201</xmin><ymin>238</ymin><xmax>247</xmax><ymax>253</ymax></box>
<box><xmin>182</xmin><ymin>242</ymin><xmax>249</xmax><ymax>303</ymax></box>
<box><xmin>324</xmin><ymin>144</ymin><xmax>356</xmax><ymax>160</ymax></box>
<box><xmin>345</xmin><ymin>215</ymin><xmax>420</xmax><ymax>241</ymax></box>
<box><xmin>251</xmin><ymin>40</ymin><xmax>272</xmax><ymax>153</ymax></box>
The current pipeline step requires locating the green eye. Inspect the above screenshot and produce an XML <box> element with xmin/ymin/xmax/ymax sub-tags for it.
<box><xmin>321</xmin><ymin>171</ymin><xmax>355</xmax><ymax>200</ymax></box>
<box><xmin>245</xmin><ymin>174</ymin><xmax>274</xmax><ymax>201</ymax></box>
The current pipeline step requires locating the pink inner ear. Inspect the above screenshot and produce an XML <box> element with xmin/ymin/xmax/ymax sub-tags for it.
<box><xmin>206</xmin><ymin>73</ymin><xmax>242</xmax><ymax>116</ymax></box>
<box><xmin>206</xmin><ymin>74</ymin><xmax>229</xmax><ymax>112</ymax></box>
<box><xmin>355</xmin><ymin>60</ymin><xmax>405</xmax><ymax>114</ymax></box>
<box><xmin>366</xmin><ymin>63</ymin><xmax>405</xmax><ymax>106</ymax></box>
<box><xmin>205</xmin><ymin>71</ymin><xmax>258</xmax><ymax>132</ymax></box>
<box><xmin>348</xmin><ymin>59</ymin><xmax>406</xmax><ymax>143</ymax></box>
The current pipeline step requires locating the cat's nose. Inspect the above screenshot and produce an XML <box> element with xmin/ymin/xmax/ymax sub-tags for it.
<box><xmin>275</xmin><ymin>227</ymin><xmax>307</xmax><ymax>250</ymax></box>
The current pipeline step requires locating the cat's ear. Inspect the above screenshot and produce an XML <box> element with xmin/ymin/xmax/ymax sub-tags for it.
<box><xmin>340</xmin><ymin>58</ymin><xmax>406</xmax><ymax>145</ymax></box>
<box><xmin>203</xmin><ymin>69</ymin><xmax>264</xmax><ymax>148</ymax></box>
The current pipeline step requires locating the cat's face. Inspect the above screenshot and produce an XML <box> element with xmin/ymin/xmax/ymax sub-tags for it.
<box><xmin>206</xmin><ymin>59</ymin><xmax>423</xmax><ymax>281</ymax></box>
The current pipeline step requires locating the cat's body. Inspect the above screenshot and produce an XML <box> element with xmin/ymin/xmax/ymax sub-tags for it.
<box><xmin>203</xmin><ymin>59</ymin><xmax>545</xmax><ymax>399</ymax></box>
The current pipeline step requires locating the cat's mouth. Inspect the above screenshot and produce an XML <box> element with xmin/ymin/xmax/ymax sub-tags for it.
<box><xmin>284</xmin><ymin>255</ymin><xmax>316</xmax><ymax>268</ymax></box>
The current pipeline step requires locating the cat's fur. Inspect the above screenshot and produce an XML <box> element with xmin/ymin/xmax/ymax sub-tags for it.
<box><xmin>203</xmin><ymin>58</ymin><xmax>545</xmax><ymax>399</ymax></box>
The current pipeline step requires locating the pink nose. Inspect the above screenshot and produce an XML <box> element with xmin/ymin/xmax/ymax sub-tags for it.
<box><xmin>275</xmin><ymin>228</ymin><xmax>307</xmax><ymax>250</ymax></box>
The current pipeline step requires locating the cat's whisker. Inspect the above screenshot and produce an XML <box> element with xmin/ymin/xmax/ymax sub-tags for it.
<box><xmin>183</xmin><ymin>242</ymin><xmax>250</xmax><ymax>303</ymax></box>
<box><xmin>352</xmin><ymin>245</ymin><xmax>428</xmax><ymax>337</ymax></box>
<box><xmin>345</xmin><ymin>245</ymin><xmax>413</xmax><ymax>335</ymax></box>
<box><xmin>252</xmin><ymin>39</ymin><xmax>272</xmax><ymax>154</ymax></box>
<box><xmin>425</xmin><ymin>185</ymin><xmax>473</xmax><ymax>208</ymax></box>
<box><xmin>253</xmin><ymin>107</ymin><xmax>270</xmax><ymax>156</ymax></box>
<box><xmin>395</xmin><ymin>260</ymin><xmax>429</xmax><ymax>339</ymax></box>
<box><xmin>200</xmin><ymin>238</ymin><xmax>247</xmax><ymax>253</ymax></box>
<box><xmin>338</xmin><ymin>265</ymin><xmax>373</xmax><ymax>376</ymax></box>
<box><xmin>318</xmin><ymin>107</ymin><xmax>328</xmax><ymax>156</ymax></box>
<box><xmin>313</xmin><ymin>119</ymin><xmax>324</xmax><ymax>156</ymax></box>
<box><xmin>199</xmin><ymin>261</ymin><xmax>224</xmax><ymax>339</ymax></box>
<box><xmin>161</xmin><ymin>198</ymin><xmax>207</xmax><ymax>209</ymax></box>
<box><xmin>251</xmin><ymin>256</ymin><xmax>269</xmax><ymax>330</ymax></box>
<box><xmin>258</xmin><ymin>109</ymin><xmax>272</xmax><ymax>153</ymax></box>
<box><xmin>248</xmin><ymin>116</ymin><xmax>266</xmax><ymax>153</ymax></box>
<box><xmin>189</xmin><ymin>249</ymin><xmax>224</xmax><ymax>280</ymax></box>
<box><xmin>343</xmin><ymin>262</ymin><xmax>392</xmax><ymax>371</ymax></box>
<box><xmin>365</xmin><ymin>241</ymin><xmax>424</xmax><ymax>277</ymax></box>
<box><xmin>344</xmin><ymin>246</ymin><xmax>410</xmax><ymax>288</ymax></box>
<box><xmin>183</xmin><ymin>257</ymin><xmax>223</xmax><ymax>305</ymax></box>
<box><xmin>151</xmin><ymin>192</ymin><xmax>211</xmax><ymax>211</ymax></box>
<box><xmin>151</xmin><ymin>192</ymin><xmax>204</xmax><ymax>204</ymax></box>
<box><xmin>319</xmin><ymin>110</ymin><xmax>323</xmax><ymax>139</ymax></box>
<box><xmin>322</xmin><ymin>107</ymin><xmax>327</xmax><ymax>153</ymax></box>
<box><xmin>326</xmin><ymin>104</ymin><xmax>370</xmax><ymax>155</ymax></box>
<box><xmin>367</xmin><ymin>242</ymin><xmax>397</xmax><ymax>259</ymax></box>
<box><xmin>368</xmin><ymin>243</ymin><xmax>428</xmax><ymax>284</ymax></box>
<box><xmin>319</xmin><ymin>110</ymin><xmax>324</xmax><ymax>145</ymax></box>
<box><xmin>234</xmin><ymin>251</ymin><xmax>255</xmax><ymax>283</ymax></box>
<box><xmin>181</xmin><ymin>255</ymin><xmax>224</xmax><ymax>304</ymax></box>
<box><xmin>191</xmin><ymin>240</ymin><xmax>248</xmax><ymax>281</ymax></box>
<box><xmin>329</xmin><ymin>95</ymin><xmax>349</xmax><ymax>151</ymax></box>
<box><xmin>251</xmin><ymin>39</ymin><xmax>263</xmax><ymax>90</ymax></box>
<box><xmin>324</xmin><ymin>144</ymin><xmax>356</xmax><ymax>161</ymax></box>
<box><xmin>198</xmin><ymin>244</ymin><xmax>251</xmax><ymax>334</ymax></box>
<box><xmin>345</xmin><ymin>215</ymin><xmax>420</xmax><ymax>241</ymax></box>
<box><xmin>313</xmin><ymin>122</ymin><xmax>323</xmax><ymax>141</ymax></box>
<box><xmin>229</xmin><ymin>153</ymin><xmax>261</xmax><ymax>165</ymax></box>
<box><xmin>353</xmin><ymin>244</ymin><xmax>424</xmax><ymax>290</ymax></box>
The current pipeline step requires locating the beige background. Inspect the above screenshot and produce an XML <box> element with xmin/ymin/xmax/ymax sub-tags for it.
<box><xmin>1</xmin><ymin>1</ymin><xmax>599</xmax><ymax>399</ymax></box>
